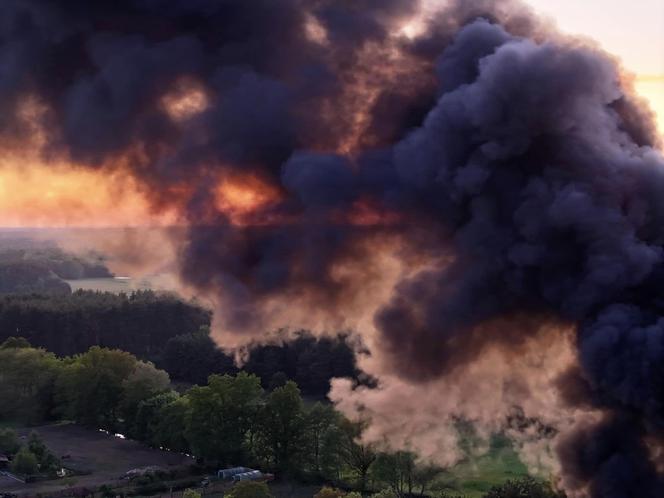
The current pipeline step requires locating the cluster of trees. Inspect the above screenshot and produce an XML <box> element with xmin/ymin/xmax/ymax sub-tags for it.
<box><xmin>0</xmin><ymin>339</ymin><xmax>407</xmax><ymax>489</ymax></box>
<box><xmin>0</xmin><ymin>339</ymin><xmax>562</xmax><ymax>497</ymax></box>
<box><xmin>0</xmin><ymin>291</ymin><xmax>210</xmax><ymax>358</ymax></box>
<box><xmin>161</xmin><ymin>329</ymin><xmax>361</xmax><ymax>397</ymax></box>
<box><xmin>0</xmin><ymin>429</ymin><xmax>60</xmax><ymax>477</ymax></box>
<box><xmin>0</xmin><ymin>290</ymin><xmax>360</xmax><ymax>397</ymax></box>
<box><xmin>0</xmin><ymin>261</ymin><xmax>71</xmax><ymax>295</ymax></box>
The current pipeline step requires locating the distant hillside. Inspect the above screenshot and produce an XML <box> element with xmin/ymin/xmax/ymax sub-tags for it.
<box><xmin>0</xmin><ymin>241</ymin><xmax>114</xmax><ymax>295</ymax></box>
<box><xmin>0</xmin><ymin>261</ymin><xmax>71</xmax><ymax>295</ymax></box>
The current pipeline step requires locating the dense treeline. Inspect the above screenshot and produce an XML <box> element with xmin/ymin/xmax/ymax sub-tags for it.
<box><xmin>0</xmin><ymin>262</ymin><xmax>71</xmax><ymax>295</ymax></box>
<box><xmin>0</xmin><ymin>289</ymin><xmax>360</xmax><ymax>397</ymax></box>
<box><xmin>0</xmin><ymin>339</ymin><xmax>563</xmax><ymax>498</ymax></box>
<box><xmin>0</xmin><ymin>290</ymin><xmax>210</xmax><ymax>358</ymax></box>
<box><xmin>161</xmin><ymin>329</ymin><xmax>361</xmax><ymax>396</ymax></box>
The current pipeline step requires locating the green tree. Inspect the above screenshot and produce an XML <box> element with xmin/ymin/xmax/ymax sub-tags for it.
<box><xmin>0</xmin><ymin>345</ymin><xmax>62</xmax><ymax>423</ymax></box>
<box><xmin>226</xmin><ymin>481</ymin><xmax>273</xmax><ymax>498</ymax></box>
<box><xmin>305</xmin><ymin>402</ymin><xmax>338</xmax><ymax>476</ymax></box>
<box><xmin>120</xmin><ymin>360</ymin><xmax>170</xmax><ymax>435</ymax></box>
<box><xmin>182</xmin><ymin>489</ymin><xmax>202</xmax><ymax>498</ymax></box>
<box><xmin>338</xmin><ymin>419</ymin><xmax>376</xmax><ymax>491</ymax></box>
<box><xmin>161</xmin><ymin>328</ymin><xmax>235</xmax><ymax>385</ymax></box>
<box><xmin>0</xmin><ymin>337</ymin><xmax>31</xmax><ymax>349</ymax></box>
<box><xmin>55</xmin><ymin>347</ymin><xmax>138</xmax><ymax>430</ymax></box>
<box><xmin>0</xmin><ymin>428</ymin><xmax>20</xmax><ymax>455</ymax></box>
<box><xmin>320</xmin><ymin>423</ymin><xmax>344</xmax><ymax>480</ymax></box>
<box><xmin>10</xmin><ymin>446</ymin><xmax>39</xmax><ymax>476</ymax></box>
<box><xmin>26</xmin><ymin>431</ymin><xmax>59</xmax><ymax>472</ymax></box>
<box><xmin>371</xmin><ymin>452</ymin><xmax>417</xmax><ymax>498</ymax></box>
<box><xmin>314</xmin><ymin>487</ymin><xmax>346</xmax><ymax>498</ymax></box>
<box><xmin>413</xmin><ymin>463</ymin><xmax>443</xmax><ymax>496</ymax></box>
<box><xmin>153</xmin><ymin>395</ymin><xmax>190</xmax><ymax>453</ymax></box>
<box><xmin>186</xmin><ymin>372</ymin><xmax>263</xmax><ymax>464</ymax></box>
<box><xmin>256</xmin><ymin>381</ymin><xmax>306</xmax><ymax>474</ymax></box>
<box><xmin>133</xmin><ymin>390</ymin><xmax>181</xmax><ymax>444</ymax></box>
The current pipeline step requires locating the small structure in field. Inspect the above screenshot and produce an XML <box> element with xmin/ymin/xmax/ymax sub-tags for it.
<box><xmin>232</xmin><ymin>470</ymin><xmax>264</xmax><ymax>482</ymax></box>
<box><xmin>0</xmin><ymin>454</ymin><xmax>9</xmax><ymax>469</ymax></box>
<box><xmin>217</xmin><ymin>467</ymin><xmax>250</xmax><ymax>480</ymax></box>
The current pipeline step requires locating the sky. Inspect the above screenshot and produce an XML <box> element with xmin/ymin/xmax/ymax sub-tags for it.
<box><xmin>0</xmin><ymin>0</ymin><xmax>662</xmax><ymax>228</ymax></box>
<box><xmin>524</xmin><ymin>0</ymin><xmax>664</xmax><ymax>131</ymax></box>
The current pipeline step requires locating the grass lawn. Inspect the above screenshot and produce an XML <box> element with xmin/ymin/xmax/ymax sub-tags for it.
<box><xmin>433</xmin><ymin>441</ymin><xmax>529</xmax><ymax>497</ymax></box>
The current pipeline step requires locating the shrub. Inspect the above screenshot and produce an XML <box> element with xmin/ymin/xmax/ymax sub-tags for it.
<box><xmin>484</xmin><ymin>477</ymin><xmax>566</xmax><ymax>498</ymax></box>
<box><xmin>314</xmin><ymin>488</ymin><xmax>347</xmax><ymax>498</ymax></box>
<box><xmin>226</xmin><ymin>481</ymin><xmax>273</xmax><ymax>498</ymax></box>
<box><xmin>0</xmin><ymin>428</ymin><xmax>20</xmax><ymax>455</ymax></box>
<box><xmin>11</xmin><ymin>447</ymin><xmax>39</xmax><ymax>476</ymax></box>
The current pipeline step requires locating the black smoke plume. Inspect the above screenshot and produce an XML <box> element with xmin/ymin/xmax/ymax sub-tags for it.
<box><xmin>1</xmin><ymin>1</ymin><xmax>663</xmax><ymax>495</ymax></box>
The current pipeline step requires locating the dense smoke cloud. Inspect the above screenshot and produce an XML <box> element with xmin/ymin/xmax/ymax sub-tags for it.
<box><xmin>2</xmin><ymin>0</ymin><xmax>664</xmax><ymax>496</ymax></box>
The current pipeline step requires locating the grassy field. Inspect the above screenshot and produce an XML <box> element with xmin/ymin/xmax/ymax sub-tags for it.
<box><xmin>432</xmin><ymin>436</ymin><xmax>529</xmax><ymax>498</ymax></box>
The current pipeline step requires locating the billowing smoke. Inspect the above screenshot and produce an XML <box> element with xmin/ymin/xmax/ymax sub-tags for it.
<box><xmin>2</xmin><ymin>0</ymin><xmax>663</xmax><ymax>495</ymax></box>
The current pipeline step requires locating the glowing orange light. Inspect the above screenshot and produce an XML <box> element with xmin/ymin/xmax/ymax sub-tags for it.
<box><xmin>214</xmin><ymin>175</ymin><xmax>282</xmax><ymax>224</ymax></box>
<box><xmin>0</xmin><ymin>160</ymin><xmax>177</xmax><ymax>228</ymax></box>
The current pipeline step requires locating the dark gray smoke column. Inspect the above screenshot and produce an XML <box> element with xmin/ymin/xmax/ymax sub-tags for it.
<box><xmin>1</xmin><ymin>0</ymin><xmax>663</xmax><ymax>495</ymax></box>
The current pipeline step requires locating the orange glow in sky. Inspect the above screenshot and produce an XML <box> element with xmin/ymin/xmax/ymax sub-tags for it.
<box><xmin>0</xmin><ymin>1</ymin><xmax>661</xmax><ymax>229</ymax></box>
<box><xmin>214</xmin><ymin>175</ymin><xmax>282</xmax><ymax>224</ymax></box>
<box><xmin>0</xmin><ymin>159</ymin><xmax>176</xmax><ymax>228</ymax></box>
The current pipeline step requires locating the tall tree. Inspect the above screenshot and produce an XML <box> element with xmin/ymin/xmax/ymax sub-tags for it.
<box><xmin>338</xmin><ymin>419</ymin><xmax>376</xmax><ymax>491</ymax></box>
<box><xmin>119</xmin><ymin>360</ymin><xmax>170</xmax><ymax>434</ymax></box>
<box><xmin>305</xmin><ymin>402</ymin><xmax>338</xmax><ymax>476</ymax></box>
<box><xmin>0</xmin><ymin>344</ymin><xmax>62</xmax><ymax>423</ymax></box>
<box><xmin>370</xmin><ymin>452</ymin><xmax>417</xmax><ymax>498</ymax></box>
<box><xmin>256</xmin><ymin>381</ymin><xmax>306</xmax><ymax>474</ymax></box>
<box><xmin>55</xmin><ymin>347</ymin><xmax>137</xmax><ymax>430</ymax></box>
<box><xmin>153</xmin><ymin>395</ymin><xmax>190</xmax><ymax>453</ymax></box>
<box><xmin>186</xmin><ymin>372</ymin><xmax>263</xmax><ymax>464</ymax></box>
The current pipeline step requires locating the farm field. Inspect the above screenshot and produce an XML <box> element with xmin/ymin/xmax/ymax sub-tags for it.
<box><xmin>0</xmin><ymin>424</ymin><xmax>194</xmax><ymax>496</ymax></box>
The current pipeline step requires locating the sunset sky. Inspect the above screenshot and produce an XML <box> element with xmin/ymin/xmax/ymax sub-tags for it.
<box><xmin>0</xmin><ymin>0</ymin><xmax>662</xmax><ymax>228</ymax></box>
<box><xmin>525</xmin><ymin>0</ymin><xmax>664</xmax><ymax>131</ymax></box>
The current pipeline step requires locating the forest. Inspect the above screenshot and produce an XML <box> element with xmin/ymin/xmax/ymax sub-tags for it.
<box><xmin>0</xmin><ymin>338</ymin><xmax>562</xmax><ymax>498</ymax></box>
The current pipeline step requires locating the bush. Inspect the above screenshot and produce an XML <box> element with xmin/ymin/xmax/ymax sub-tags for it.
<box><xmin>484</xmin><ymin>477</ymin><xmax>566</xmax><ymax>498</ymax></box>
<box><xmin>99</xmin><ymin>484</ymin><xmax>115</xmax><ymax>498</ymax></box>
<box><xmin>226</xmin><ymin>481</ymin><xmax>273</xmax><ymax>498</ymax></box>
<box><xmin>314</xmin><ymin>487</ymin><xmax>347</xmax><ymax>498</ymax></box>
<box><xmin>0</xmin><ymin>428</ymin><xmax>20</xmax><ymax>455</ymax></box>
<box><xmin>183</xmin><ymin>490</ymin><xmax>202</xmax><ymax>498</ymax></box>
<box><xmin>10</xmin><ymin>447</ymin><xmax>39</xmax><ymax>476</ymax></box>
